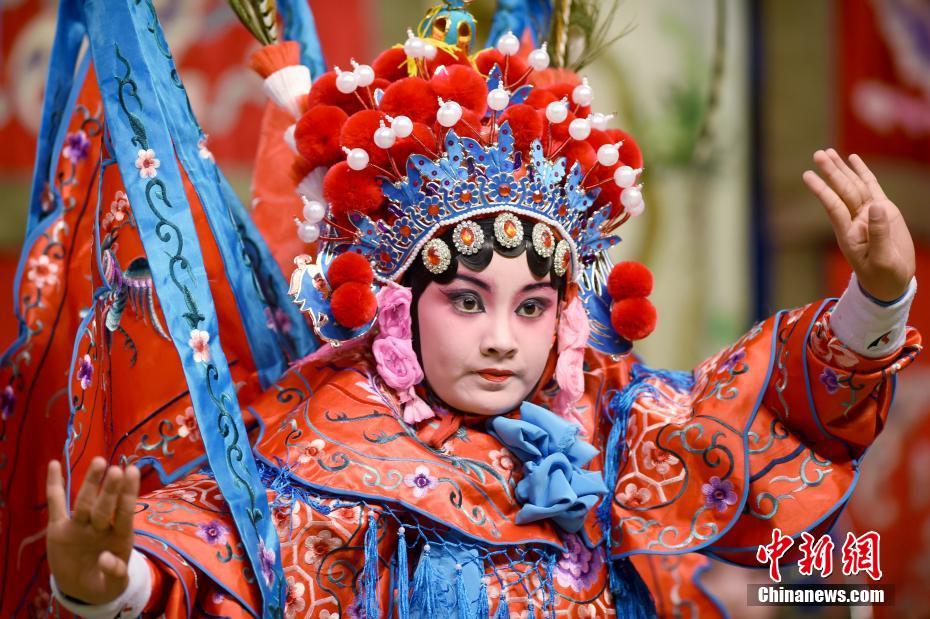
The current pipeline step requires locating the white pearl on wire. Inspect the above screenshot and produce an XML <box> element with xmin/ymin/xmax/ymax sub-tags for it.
<box><xmin>404</xmin><ymin>30</ymin><xmax>426</xmax><ymax>58</ymax></box>
<box><xmin>344</xmin><ymin>147</ymin><xmax>370</xmax><ymax>171</ymax></box>
<box><xmin>545</xmin><ymin>99</ymin><xmax>569</xmax><ymax>124</ymax></box>
<box><xmin>572</xmin><ymin>78</ymin><xmax>594</xmax><ymax>106</ymax></box>
<box><xmin>613</xmin><ymin>165</ymin><xmax>638</xmax><ymax>188</ymax></box>
<box><xmin>528</xmin><ymin>43</ymin><xmax>550</xmax><ymax>71</ymax></box>
<box><xmin>373</xmin><ymin>121</ymin><xmax>396</xmax><ymax>149</ymax></box>
<box><xmin>350</xmin><ymin>59</ymin><xmax>375</xmax><ymax>88</ymax></box>
<box><xmin>436</xmin><ymin>98</ymin><xmax>463</xmax><ymax>128</ymax></box>
<box><xmin>424</xmin><ymin>43</ymin><xmax>437</xmax><ymax>60</ymax></box>
<box><xmin>487</xmin><ymin>87</ymin><xmax>510</xmax><ymax>112</ymax></box>
<box><xmin>334</xmin><ymin>67</ymin><xmax>358</xmax><ymax>94</ymax></box>
<box><xmin>620</xmin><ymin>185</ymin><xmax>643</xmax><ymax>212</ymax></box>
<box><xmin>589</xmin><ymin>112</ymin><xmax>614</xmax><ymax>131</ymax></box>
<box><xmin>297</xmin><ymin>221</ymin><xmax>321</xmax><ymax>243</ymax></box>
<box><xmin>390</xmin><ymin>115</ymin><xmax>413</xmax><ymax>138</ymax></box>
<box><xmin>302</xmin><ymin>199</ymin><xmax>326</xmax><ymax>223</ymax></box>
<box><xmin>568</xmin><ymin>117</ymin><xmax>591</xmax><ymax>140</ymax></box>
<box><xmin>496</xmin><ymin>31</ymin><xmax>520</xmax><ymax>56</ymax></box>
<box><xmin>597</xmin><ymin>142</ymin><xmax>620</xmax><ymax>166</ymax></box>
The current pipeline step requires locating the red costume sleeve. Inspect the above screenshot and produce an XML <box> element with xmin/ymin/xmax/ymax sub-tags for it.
<box><xmin>127</xmin><ymin>471</ymin><xmax>395</xmax><ymax>618</ymax></box>
<box><xmin>587</xmin><ymin>300</ymin><xmax>921</xmax><ymax>612</ymax></box>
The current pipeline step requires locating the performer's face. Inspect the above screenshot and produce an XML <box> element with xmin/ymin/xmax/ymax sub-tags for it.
<box><xmin>416</xmin><ymin>252</ymin><xmax>559</xmax><ymax>415</ymax></box>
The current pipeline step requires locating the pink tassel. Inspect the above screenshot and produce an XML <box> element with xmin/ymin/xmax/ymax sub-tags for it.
<box><xmin>553</xmin><ymin>297</ymin><xmax>590</xmax><ymax>419</ymax></box>
<box><xmin>400</xmin><ymin>390</ymin><xmax>435</xmax><ymax>424</ymax></box>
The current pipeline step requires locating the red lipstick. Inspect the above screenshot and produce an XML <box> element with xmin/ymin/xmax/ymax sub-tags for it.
<box><xmin>476</xmin><ymin>368</ymin><xmax>514</xmax><ymax>383</ymax></box>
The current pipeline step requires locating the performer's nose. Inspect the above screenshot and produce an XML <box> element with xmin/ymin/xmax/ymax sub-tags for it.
<box><xmin>480</xmin><ymin>315</ymin><xmax>518</xmax><ymax>359</ymax></box>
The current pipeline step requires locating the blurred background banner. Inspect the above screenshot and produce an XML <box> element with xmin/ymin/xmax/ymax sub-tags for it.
<box><xmin>1</xmin><ymin>0</ymin><xmax>928</xmax><ymax>616</ymax></box>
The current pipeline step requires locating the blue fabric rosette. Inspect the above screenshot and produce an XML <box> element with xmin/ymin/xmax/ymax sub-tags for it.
<box><xmin>487</xmin><ymin>402</ymin><xmax>608</xmax><ymax>533</ymax></box>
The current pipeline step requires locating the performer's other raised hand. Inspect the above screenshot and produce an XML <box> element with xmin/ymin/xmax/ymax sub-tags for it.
<box><xmin>45</xmin><ymin>457</ymin><xmax>140</xmax><ymax>605</ymax></box>
<box><xmin>803</xmin><ymin>149</ymin><xmax>916</xmax><ymax>302</ymax></box>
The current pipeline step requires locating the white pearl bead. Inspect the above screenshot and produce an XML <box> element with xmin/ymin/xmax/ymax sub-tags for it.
<box><xmin>613</xmin><ymin>165</ymin><xmax>637</xmax><ymax>188</ymax></box>
<box><xmin>346</xmin><ymin>148</ymin><xmax>369</xmax><ymax>170</ymax></box>
<box><xmin>528</xmin><ymin>45</ymin><xmax>550</xmax><ymax>71</ymax></box>
<box><xmin>487</xmin><ymin>87</ymin><xmax>510</xmax><ymax>112</ymax></box>
<box><xmin>404</xmin><ymin>36</ymin><xmax>426</xmax><ymax>59</ymax></box>
<box><xmin>297</xmin><ymin>221</ymin><xmax>320</xmax><ymax>243</ymax></box>
<box><xmin>373</xmin><ymin>125</ymin><xmax>396</xmax><ymax>149</ymax></box>
<box><xmin>620</xmin><ymin>186</ymin><xmax>643</xmax><ymax>209</ymax></box>
<box><xmin>436</xmin><ymin>99</ymin><xmax>463</xmax><ymax>128</ymax></box>
<box><xmin>335</xmin><ymin>70</ymin><xmax>358</xmax><ymax>94</ymax></box>
<box><xmin>496</xmin><ymin>31</ymin><xmax>520</xmax><ymax>56</ymax></box>
<box><xmin>302</xmin><ymin>199</ymin><xmax>326</xmax><ymax>223</ymax></box>
<box><xmin>353</xmin><ymin>64</ymin><xmax>375</xmax><ymax>87</ymax></box>
<box><xmin>589</xmin><ymin>112</ymin><xmax>608</xmax><ymax>131</ymax></box>
<box><xmin>572</xmin><ymin>79</ymin><xmax>593</xmax><ymax>106</ymax></box>
<box><xmin>597</xmin><ymin>143</ymin><xmax>619</xmax><ymax>166</ymax></box>
<box><xmin>545</xmin><ymin>100</ymin><xmax>568</xmax><ymax>124</ymax></box>
<box><xmin>625</xmin><ymin>196</ymin><xmax>645</xmax><ymax>217</ymax></box>
<box><xmin>424</xmin><ymin>43</ymin><xmax>437</xmax><ymax>60</ymax></box>
<box><xmin>391</xmin><ymin>115</ymin><xmax>413</xmax><ymax>138</ymax></box>
<box><xmin>568</xmin><ymin>117</ymin><xmax>591</xmax><ymax>140</ymax></box>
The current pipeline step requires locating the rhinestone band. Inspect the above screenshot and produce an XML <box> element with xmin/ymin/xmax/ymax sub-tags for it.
<box><xmin>452</xmin><ymin>220</ymin><xmax>484</xmax><ymax>255</ymax></box>
<box><xmin>531</xmin><ymin>222</ymin><xmax>556</xmax><ymax>258</ymax></box>
<box><xmin>421</xmin><ymin>238</ymin><xmax>452</xmax><ymax>274</ymax></box>
<box><xmin>493</xmin><ymin>212</ymin><xmax>523</xmax><ymax>248</ymax></box>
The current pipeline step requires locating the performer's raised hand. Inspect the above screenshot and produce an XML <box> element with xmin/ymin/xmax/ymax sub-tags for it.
<box><xmin>803</xmin><ymin>149</ymin><xmax>916</xmax><ymax>302</ymax></box>
<box><xmin>45</xmin><ymin>457</ymin><xmax>140</xmax><ymax>605</ymax></box>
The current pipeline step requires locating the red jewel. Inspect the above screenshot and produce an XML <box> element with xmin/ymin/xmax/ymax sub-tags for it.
<box><xmin>498</xmin><ymin>184</ymin><xmax>511</xmax><ymax>197</ymax></box>
<box><xmin>533</xmin><ymin>191</ymin><xmax>543</xmax><ymax>203</ymax></box>
<box><xmin>504</xmin><ymin>220</ymin><xmax>517</xmax><ymax>238</ymax></box>
<box><xmin>459</xmin><ymin>190</ymin><xmax>472</xmax><ymax>203</ymax></box>
<box><xmin>380</xmin><ymin>251</ymin><xmax>391</xmax><ymax>264</ymax></box>
<box><xmin>427</xmin><ymin>247</ymin><xmax>440</xmax><ymax>265</ymax></box>
<box><xmin>400</xmin><ymin>225</ymin><xmax>411</xmax><ymax>237</ymax></box>
<box><xmin>544</xmin><ymin>232</ymin><xmax>553</xmax><ymax>247</ymax></box>
<box><xmin>461</xmin><ymin>228</ymin><xmax>474</xmax><ymax>245</ymax></box>
<box><xmin>428</xmin><ymin>204</ymin><xmax>440</xmax><ymax>216</ymax></box>
<box><xmin>558</xmin><ymin>204</ymin><xmax>567</xmax><ymax>217</ymax></box>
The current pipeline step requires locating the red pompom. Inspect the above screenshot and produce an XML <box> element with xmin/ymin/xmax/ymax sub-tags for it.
<box><xmin>323</xmin><ymin>162</ymin><xmax>384</xmax><ymax>221</ymax></box>
<box><xmin>340</xmin><ymin>109</ymin><xmax>389</xmax><ymax>166</ymax></box>
<box><xmin>474</xmin><ymin>49</ymin><xmax>529</xmax><ymax>88</ymax></box>
<box><xmin>545</xmin><ymin>83</ymin><xmax>590</xmax><ymax>118</ymax></box>
<box><xmin>611</xmin><ymin>297</ymin><xmax>657</xmax><ymax>341</ymax></box>
<box><xmin>546</xmin><ymin>109</ymin><xmax>577</xmax><ymax>142</ymax></box>
<box><xmin>607</xmin><ymin>261</ymin><xmax>654</xmax><ymax>300</ymax></box>
<box><xmin>371</xmin><ymin>47</ymin><xmax>409</xmax><ymax>82</ymax></box>
<box><xmin>327</xmin><ymin>251</ymin><xmax>374</xmax><ymax>290</ymax></box>
<box><xmin>380</xmin><ymin>77</ymin><xmax>438</xmax><ymax>125</ymax></box>
<box><xmin>430</xmin><ymin>65</ymin><xmax>488</xmax><ymax>117</ymax></box>
<box><xmin>294</xmin><ymin>105</ymin><xmax>349</xmax><ymax>169</ymax></box>
<box><xmin>388</xmin><ymin>122</ymin><xmax>436</xmax><ymax>169</ymax></box>
<box><xmin>523</xmin><ymin>88</ymin><xmax>558</xmax><ymax>110</ymax></box>
<box><xmin>605</xmin><ymin>128</ymin><xmax>643</xmax><ymax>169</ymax></box>
<box><xmin>306</xmin><ymin>72</ymin><xmax>364</xmax><ymax>115</ymax></box>
<box><xmin>585</xmin><ymin>128</ymin><xmax>611</xmax><ymax>151</ymax></box>
<box><xmin>330</xmin><ymin>282</ymin><xmax>377</xmax><ymax>329</ymax></box>
<box><xmin>500</xmin><ymin>104</ymin><xmax>543</xmax><ymax>153</ymax></box>
<box><xmin>560</xmin><ymin>140</ymin><xmax>596</xmax><ymax>173</ymax></box>
<box><xmin>290</xmin><ymin>156</ymin><xmax>315</xmax><ymax>185</ymax></box>
<box><xmin>592</xmin><ymin>175</ymin><xmax>621</xmax><ymax>215</ymax></box>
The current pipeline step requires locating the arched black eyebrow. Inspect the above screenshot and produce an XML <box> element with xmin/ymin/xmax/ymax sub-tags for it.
<box><xmin>451</xmin><ymin>274</ymin><xmax>554</xmax><ymax>293</ymax></box>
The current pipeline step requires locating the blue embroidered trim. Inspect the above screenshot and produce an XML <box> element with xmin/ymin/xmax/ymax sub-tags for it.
<box><xmin>79</xmin><ymin>0</ymin><xmax>284</xmax><ymax>613</ymax></box>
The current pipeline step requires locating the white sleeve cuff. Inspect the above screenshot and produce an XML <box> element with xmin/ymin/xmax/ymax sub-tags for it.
<box><xmin>829</xmin><ymin>273</ymin><xmax>916</xmax><ymax>358</ymax></box>
<box><xmin>50</xmin><ymin>549</ymin><xmax>152</xmax><ymax>618</ymax></box>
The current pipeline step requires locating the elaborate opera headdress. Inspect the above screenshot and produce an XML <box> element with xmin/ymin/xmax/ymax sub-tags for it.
<box><xmin>250</xmin><ymin>1</ymin><xmax>658</xmax><ymax>389</ymax></box>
